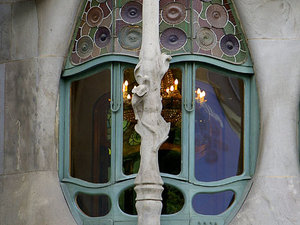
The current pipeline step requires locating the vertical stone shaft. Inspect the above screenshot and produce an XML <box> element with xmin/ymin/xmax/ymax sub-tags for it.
<box><xmin>132</xmin><ymin>0</ymin><xmax>171</xmax><ymax>225</ymax></box>
<box><xmin>140</xmin><ymin>0</ymin><xmax>160</xmax><ymax>59</ymax></box>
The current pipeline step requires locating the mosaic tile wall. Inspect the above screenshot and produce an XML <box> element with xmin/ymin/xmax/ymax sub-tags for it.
<box><xmin>69</xmin><ymin>0</ymin><xmax>248</xmax><ymax>66</ymax></box>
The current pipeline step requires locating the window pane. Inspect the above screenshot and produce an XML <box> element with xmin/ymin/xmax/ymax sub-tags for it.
<box><xmin>122</xmin><ymin>68</ymin><xmax>182</xmax><ymax>175</ymax></box>
<box><xmin>119</xmin><ymin>184</ymin><xmax>184</xmax><ymax>215</ymax></box>
<box><xmin>194</xmin><ymin>68</ymin><xmax>244</xmax><ymax>182</ymax></box>
<box><xmin>122</xmin><ymin>68</ymin><xmax>140</xmax><ymax>175</ymax></box>
<box><xmin>70</xmin><ymin>69</ymin><xmax>111</xmax><ymax>183</ymax></box>
<box><xmin>192</xmin><ymin>191</ymin><xmax>235</xmax><ymax>215</ymax></box>
<box><xmin>77</xmin><ymin>193</ymin><xmax>111</xmax><ymax>217</ymax></box>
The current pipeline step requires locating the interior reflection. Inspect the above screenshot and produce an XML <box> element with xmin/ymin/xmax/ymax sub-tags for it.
<box><xmin>194</xmin><ymin>67</ymin><xmax>244</xmax><ymax>182</ymax></box>
<box><xmin>192</xmin><ymin>191</ymin><xmax>235</xmax><ymax>215</ymax></box>
<box><xmin>122</xmin><ymin>68</ymin><xmax>182</xmax><ymax>175</ymax></box>
<box><xmin>70</xmin><ymin>69</ymin><xmax>111</xmax><ymax>183</ymax></box>
<box><xmin>77</xmin><ymin>193</ymin><xmax>111</xmax><ymax>217</ymax></box>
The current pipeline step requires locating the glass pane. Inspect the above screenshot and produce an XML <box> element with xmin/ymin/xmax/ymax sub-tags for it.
<box><xmin>192</xmin><ymin>191</ymin><xmax>235</xmax><ymax>215</ymax></box>
<box><xmin>160</xmin><ymin>68</ymin><xmax>182</xmax><ymax>175</ymax></box>
<box><xmin>119</xmin><ymin>184</ymin><xmax>184</xmax><ymax>215</ymax></box>
<box><xmin>122</xmin><ymin>68</ymin><xmax>140</xmax><ymax>175</ymax></box>
<box><xmin>194</xmin><ymin>68</ymin><xmax>244</xmax><ymax>182</ymax></box>
<box><xmin>70</xmin><ymin>69</ymin><xmax>111</xmax><ymax>183</ymax></box>
<box><xmin>122</xmin><ymin>68</ymin><xmax>182</xmax><ymax>175</ymax></box>
<box><xmin>77</xmin><ymin>193</ymin><xmax>111</xmax><ymax>217</ymax></box>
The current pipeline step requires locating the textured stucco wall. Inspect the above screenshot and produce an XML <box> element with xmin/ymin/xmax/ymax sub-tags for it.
<box><xmin>0</xmin><ymin>0</ymin><xmax>81</xmax><ymax>224</ymax></box>
<box><xmin>0</xmin><ymin>0</ymin><xmax>299</xmax><ymax>224</ymax></box>
<box><xmin>231</xmin><ymin>0</ymin><xmax>300</xmax><ymax>224</ymax></box>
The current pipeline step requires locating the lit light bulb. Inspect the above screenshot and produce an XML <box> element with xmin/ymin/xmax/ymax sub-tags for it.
<box><xmin>166</xmin><ymin>88</ymin><xmax>170</xmax><ymax>94</ymax></box>
<box><xmin>174</xmin><ymin>79</ymin><xmax>178</xmax><ymax>90</ymax></box>
<box><xmin>200</xmin><ymin>90</ymin><xmax>206</xmax><ymax>99</ymax></box>
<box><xmin>170</xmin><ymin>85</ymin><xmax>174</xmax><ymax>92</ymax></box>
<box><xmin>124</xmin><ymin>80</ymin><xmax>128</xmax><ymax>92</ymax></box>
<box><xmin>127</xmin><ymin>94</ymin><xmax>131</xmax><ymax>100</ymax></box>
<box><xmin>196</xmin><ymin>88</ymin><xmax>206</xmax><ymax>103</ymax></box>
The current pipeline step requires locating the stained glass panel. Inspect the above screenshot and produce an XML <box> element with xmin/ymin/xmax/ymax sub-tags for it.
<box><xmin>68</xmin><ymin>0</ymin><xmax>249</xmax><ymax>66</ymax></box>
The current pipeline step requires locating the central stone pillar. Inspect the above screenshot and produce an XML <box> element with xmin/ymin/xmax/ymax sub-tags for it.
<box><xmin>131</xmin><ymin>0</ymin><xmax>171</xmax><ymax>225</ymax></box>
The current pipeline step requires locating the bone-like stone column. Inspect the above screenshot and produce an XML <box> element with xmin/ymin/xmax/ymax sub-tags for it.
<box><xmin>132</xmin><ymin>0</ymin><xmax>171</xmax><ymax>225</ymax></box>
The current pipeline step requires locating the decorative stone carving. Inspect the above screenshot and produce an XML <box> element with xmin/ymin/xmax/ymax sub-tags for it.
<box><xmin>132</xmin><ymin>0</ymin><xmax>171</xmax><ymax>224</ymax></box>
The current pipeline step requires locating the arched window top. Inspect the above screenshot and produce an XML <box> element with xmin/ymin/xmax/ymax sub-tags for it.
<box><xmin>65</xmin><ymin>0</ymin><xmax>252</xmax><ymax>71</ymax></box>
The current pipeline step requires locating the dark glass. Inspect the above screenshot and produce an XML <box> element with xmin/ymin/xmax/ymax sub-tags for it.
<box><xmin>119</xmin><ymin>184</ymin><xmax>184</xmax><ymax>215</ymax></box>
<box><xmin>122</xmin><ymin>68</ymin><xmax>140</xmax><ymax>175</ymax></box>
<box><xmin>77</xmin><ymin>193</ymin><xmax>111</xmax><ymax>217</ymax></box>
<box><xmin>70</xmin><ymin>69</ymin><xmax>111</xmax><ymax>183</ymax></box>
<box><xmin>122</xmin><ymin>68</ymin><xmax>182</xmax><ymax>175</ymax></box>
<box><xmin>194</xmin><ymin>67</ymin><xmax>244</xmax><ymax>182</ymax></box>
<box><xmin>192</xmin><ymin>191</ymin><xmax>235</xmax><ymax>215</ymax></box>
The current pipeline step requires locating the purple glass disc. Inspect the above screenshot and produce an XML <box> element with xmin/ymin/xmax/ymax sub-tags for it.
<box><xmin>95</xmin><ymin>27</ymin><xmax>111</xmax><ymax>48</ymax></box>
<box><xmin>121</xmin><ymin>1</ymin><xmax>142</xmax><ymax>24</ymax></box>
<box><xmin>220</xmin><ymin>34</ymin><xmax>240</xmax><ymax>56</ymax></box>
<box><xmin>160</xmin><ymin>28</ymin><xmax>187</xmax><ymax>50</ymax></box>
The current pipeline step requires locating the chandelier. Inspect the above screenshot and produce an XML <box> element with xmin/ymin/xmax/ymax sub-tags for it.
<box><xmin>122</xmin><ymin>69</ymin><xmax>206</xmax><ymax>124</ymax></box>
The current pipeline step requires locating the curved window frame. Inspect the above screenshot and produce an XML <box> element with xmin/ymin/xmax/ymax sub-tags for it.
<box><xmin>59</xmin><ymin>54</ymin><xmax>259</xmax><ymax>225</ymax></box>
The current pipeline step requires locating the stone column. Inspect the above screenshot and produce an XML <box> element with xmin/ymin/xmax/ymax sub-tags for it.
<box><xmin>132</xmin><ymin>0</ymin><xmax>171</xmax><ymax>225</ymax></box>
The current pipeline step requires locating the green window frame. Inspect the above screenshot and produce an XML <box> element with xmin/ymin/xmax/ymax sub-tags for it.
<box><xmin>59</xmin><ymin>55</ymin><xmax>259</xmax><ymax>225</ymax></box>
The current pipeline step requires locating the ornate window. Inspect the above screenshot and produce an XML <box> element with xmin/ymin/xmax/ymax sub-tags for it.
<box><xmin>60</xmin><ymin>1</ymin><xmax>259</xmax><ymax>225</ymax></box>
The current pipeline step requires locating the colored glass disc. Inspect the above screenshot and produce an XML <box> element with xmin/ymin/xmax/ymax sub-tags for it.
<box><xmin>121</xmin><ymin>1</ymin><xmax>142</xmax><ymax>24</ymax></box>
<box><xmin>162</xmin><ymin>2</ymin><xmax>186</xmax><ymax>25</ymax></box>
<box><xmin>220</xmin><ymin>34</ymin><xmax>239</xmax><ymax>56</ymax></box>
<box><xmin>77</xmin><ymin>36</ymin><xmax>93</xmax><ymax>58</ymax></box>
<box><xmin>161</xmin><ymin>28</ymin><xmax>187</xmax><ymax>50</ymax></box>
<box><xmin>87</xmin><ymin>7</ymin><xmax>103</xmax><ymax>27</ymax></box>
<box><xmin>95</xmin><ymin>26</ymin><xmax>111</xmax><ymax>48</ymax></box>
<box><xmin>206</xmin><ymin>4</ymin><xmax>228</xmax><ymax>28</ymax></box>
<box><xmin>197</xmin><ymin>28</ymin><xmax>216</xmax><ymax>50</ymax></box>
<box><xmin>118</xmin><ymin>26</ymin><xmax>142</xmax><ymax>50</ymax></box>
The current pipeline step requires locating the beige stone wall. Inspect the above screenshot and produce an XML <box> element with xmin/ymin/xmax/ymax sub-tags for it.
<box><xmin>0</xmin><ymin>0</ymin><xmax>299</xmax><ymax>224</ymax></box>
<box><xmin>231</xmin><ymin>1</ymin><xmax>300</xmax><ymax>224</ymax></box>
<box><xmin>0</xmin><ymin>0</ymin><xmax>81</xmax><ymax>224</ymax></box>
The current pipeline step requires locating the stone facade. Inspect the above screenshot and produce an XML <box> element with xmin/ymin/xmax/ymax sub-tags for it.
<box><xmin>0</xmin><ymin>0</ymin><xmax>299</xmax><ymax>224</ymax></box>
